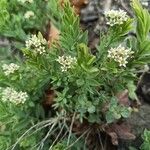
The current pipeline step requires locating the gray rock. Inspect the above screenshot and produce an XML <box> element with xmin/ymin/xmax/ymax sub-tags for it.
<box><xmin>118</xmin><ymin>104</ymin><xmax>150</xmax><ymax>149</ymax></box>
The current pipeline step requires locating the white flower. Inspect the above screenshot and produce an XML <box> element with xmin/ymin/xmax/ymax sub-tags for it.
<box><xmin>24</xmin><ymin>11</ymin><xmax>35</xmax><ymax>19</ymax></box>
<box><xmin>2</xmin><ymin>63</ymin><xmax>20</xmax><ymax>76</ymax></box>
<box><xmin>105</xmin><ymin>9</ymin><xmax>129</xmax><ymax>26</ymax></box>
<box><xmin>56</xmin><ymin>55</ymin><xmax>77</xmax><ymax>72</ymax></box>
<box><xmin>141</xmin><ymin>2</ymin><xmax>149</xmax><ymax>7</ymax></box>
<box><xmin>108</xmin><ymin>45</ymin><xmax>134</xmax><ymax>67</ymax></box>
<box><xmin>1</xmin><ymin>87</ymin><xmax>28</xmax><ymax>105</ymax></box>
<box><xmin>25</xmin><ymin>34</ymin><xmax>47</xmax><ymax>54</ymax></box>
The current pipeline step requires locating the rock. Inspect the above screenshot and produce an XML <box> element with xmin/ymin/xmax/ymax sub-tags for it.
<box><xmin>118</xmin><ymin>103</ymin><xmax>150</xmax><ymax>149</ymax></box>
<box><xmin>137</xmin><ymin>72</ymin><xmax>150</xmax><ymax>104</ymax></box>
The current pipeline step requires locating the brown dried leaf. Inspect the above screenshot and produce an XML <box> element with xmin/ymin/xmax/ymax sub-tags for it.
<box><xmin>107</xmin><ymin>132</ymin><xmax>118</xmax><ymax>145</ymax></box>
<box><xmin>116</xmin><ymin>90</ymin><xmax>130</xmax><ymax>106</ymax></box>
<box><xmin>114</xmin><ymin>123</ymin><xmax>136</xmax><ymax>140</ymax></box>
<box><xmin>72</xmin><ymin>120</ymin><xmax>89</xmax><ymax>134</ymax></box>
<box><xmin>105</xmin><ymin>122</ymin><xmax>136</xmax><ymax>145</ymax></box>
<box><xmin>60</xmin><ymin>0</ymin><xmax>88</xmax><ymax>14</ymax></box>
<box><xmin>71</xmin><ymin>0</ymin><xmax>89</xmax><ymax>14</ymax></box>
<box><xmin>43</xmin><ymin>89</ymin><xmax>55</xmax><ymax>106</ymax></box>
<box><xmin>101</xmin><ymin>102</ymin><xmax>109</xmax><ymax>113</ymax></box>
<box><xmin>48</xmin><ymin>23</ymin><xmax>60</xmax><ymax>47</ymax></box>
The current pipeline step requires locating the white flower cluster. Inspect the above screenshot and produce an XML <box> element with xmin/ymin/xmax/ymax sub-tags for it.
<box><xmin>56</xmin><ymin>55</ymin><xmax>77</xmax><ymax>72</ymax></box>
<box><xmin>25</xmin><ymin>34</ymin><xmax>47</xmax><ymax>54</ymax></box>
<box><xmin>2</xmin><ymin>63</ymin><xmax>20</xmax><ymax>76</ymax></box>
<box><xmin>18</xmin><ymin>0</ymin><xmax>33</xmax><ymax>4</ymax></box>
<box><xmin>24</xmin><ymin>11</ymin><xmax>35</xmax><ymax>19</ymax></box>
<box><xmin>108</xmin><ymin>45</ymin><xmax>134</xmax><ymax>67</ymax></box>
<box><xmin>1</xmin><ymin>87</ymin><xmax>28</xmax><ymax>105</ymax></box>
<box><xmin>105</xmin><ymin>9</ymin><xmax>129</xmax><ymax>26</ymax></box>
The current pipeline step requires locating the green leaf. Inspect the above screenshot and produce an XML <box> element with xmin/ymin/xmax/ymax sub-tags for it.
<box><xmin>132</xmin><ymin>0</ymin><xmax>150</xmax><ymax>42</ymax></box>
<box><xmin>87</xmin><ymin>56</ymin><xmax>96</xmax><ymax>65</ymax></box>
<box><xmin>140</xmin><ymin>129</ymin><xmax>150</xmax><ymax>150</ymax></box>
<box><xmin>113</xmin><ymin>111</ymin><xmax>121</xmax><ymax>119</ymax></box>
<box><xmin>129</xmin><ymin>146</ymin><xmax>137</xmax><ymax>150</ymax></box>
<box><xmin>127</xmin><ymin>81</ymin><xmax>138</xmax><ymax>100</ymax></box>
<box><xmin>88</xmin><ymin>67</ymin><xmax>99</xmax><ymax>73</ymax></box>
<box><xmin>76</xmin><ymin>79</ymin><xmax>84</xmax><ymax>86</ymax></box>
<box><xmin>87</xmin><ymin>79</ymin><xmax>100</xmax><ymax>87</ymax></box>
<box><xmin>106</xmin><ymin>111</ymin><xmax>115</xmax><ymax>123</ymax></box>
<box><xmin>88</xmin><ymin>114</ymin><xmax>101</xmax><ymax>123</ymax></box>
<box><xmin>121</xmin><ymin>107</ymin><xmax>131</xmax><ymax>118</ymax></box>
<box><xmin>88</xmin><ymin>105</ymin><xmax>96</xmax><ymax>113</ymax></box>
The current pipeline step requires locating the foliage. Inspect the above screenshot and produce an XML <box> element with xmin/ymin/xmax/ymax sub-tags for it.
<box><xmin>106</xmin><ymin>98</ymin><xmax>131</xmax><ymax>123</ymax></box>
<box><xmin>129</xmin><ymin>129</ymin><xmax>150</xmax><ymax>150</ymax></box>
<box><xmin>0</xmin><ymin>0</ymin><xmax>150</xmax><ymax>149</ymax></box>
<box><xmin>141</xmin><ymin>129</ymin><xmax>150</xmax><ymax>150</ymax></box>
<box><xmin>0</xmin><ymin>0</ymin><xmax>56</xmax><ymax>42</ymax></box>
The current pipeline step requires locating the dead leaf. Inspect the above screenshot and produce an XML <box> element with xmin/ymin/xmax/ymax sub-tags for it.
<box><xmin>60</xmin><ymin>0</ymin><xmax>88</xmax><ymax>14</ymax></box>
<box><xmin>48</xmin><ymin>23</ymin><xmax>60</xmax><ymax>47</ymax></box>
<box><xmin>72</xmin><ymin>119</ymin><xmax>89</xmax><ymax>134</ymax></box>
<box><xmin>101</xmin><ymin>102</ymin><xmax>109</xmax><ymax>113</ymax></box>
<box><xmin>105</xmin><ymin>122</ymin><xmax>136</xmax><ymax>145</ymax></box>
<box><xmin>107</xmin><ymin>132</ymin><xmax>118</xmax><ymax>145</ymax></box>
<box><xmin>116</xmin><ymin>90</ymin><xmax>130</xmax><ymax>106</ymax></box>
<box><xmin>116</xmin><ymin>90</ymin><xmax>141</xmax><ymax>109</ymax></box>
<box><xmin>72</xmin><ymin>0</ymin><xmax>89</xmax><ymax>14</ymax></box>
<box><xmin>114</xmin><ymin>123</ymin><xmax>136</xmax><ymax>140</ymax></box>
<box><xmin>43</xmin><ymin>89</ymin><xmax>55</xmax><ymax>106</ymax></box>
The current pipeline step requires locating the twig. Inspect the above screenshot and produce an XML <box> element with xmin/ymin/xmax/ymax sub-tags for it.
<box><xmin>49</xmin><ymin>120</ymin><xmax>66</xmax><ymax>150</ymax></box>
<box><xmin>37</xmin><ymin>122</ymin><xmax>57</xmax><ymax>150</ymax></box>
<box><xmin>59</xmin><ymin>129</ymin><xmax>69</xmax><ymax>141</ymax></box>
<box><xmin>28</xmin><ymin>122</ymin><xmax>55</xmax><ymax>137</ymax></box>
<box><xmin>31</xmin><ymin>127</ymin><xmax>59</xmax><ymax>150</ymax></box>
<box><xmin>97</xmin><ymin>129</ymin><xmax>105</xmax><ymax>150</ymax></box>
<box><xmin>104</xmin><ymin>133</ymin><xmax>108</xmax><ymax>150</ymax></box>
<box><xmin>65</xmin><ymin>129</ymin><xmax>90</xmax><ymax>150</ymax></box>
<box><xmin>10</xmin><ymin>118</ymin><xmax>60</xmax><ymax>150</ymax></box>
<box><xmin>84</xmin><ymin>129</ymin><xmax>91</xmax><ymax>149</ymax></box>
<box><xmin>67</xmin><ymin>112</ymin><xmax>76</xmax><ymax>146</ymax></box>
